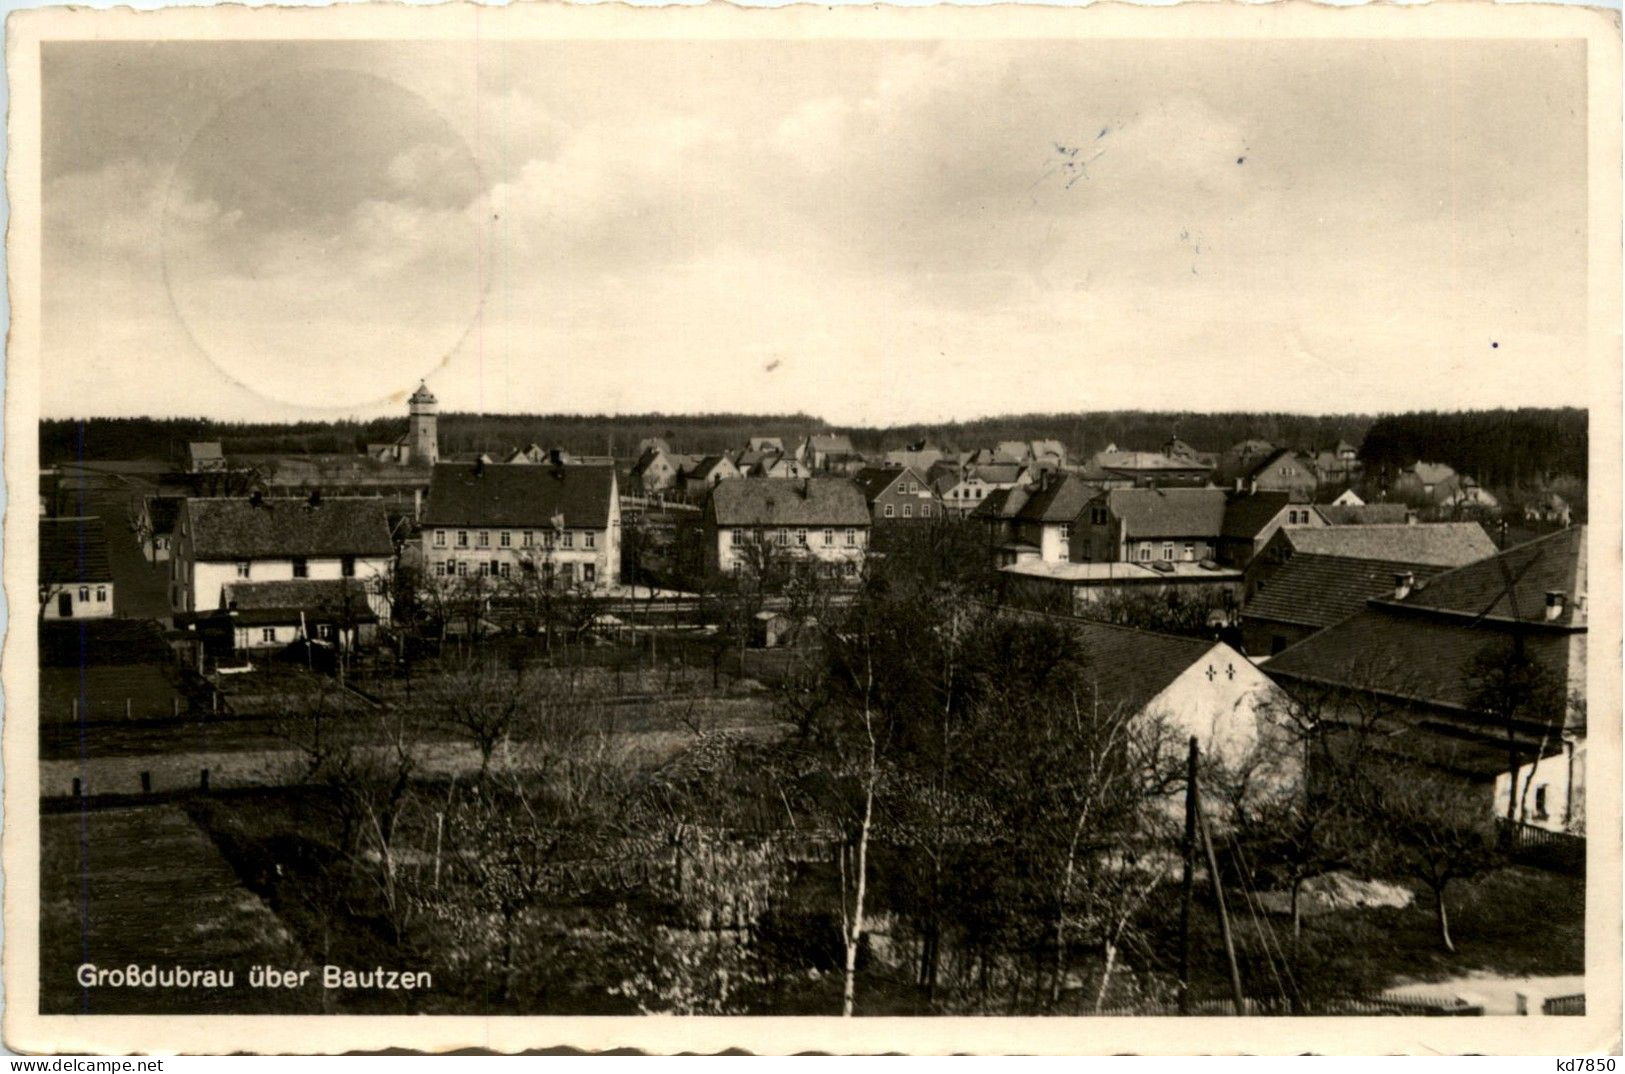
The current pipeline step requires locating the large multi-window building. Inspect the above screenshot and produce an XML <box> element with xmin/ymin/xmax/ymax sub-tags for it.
<box><xmin>419</xmin><ymin>462</ymin><xmax>620</xmax><ymax>591</ymax></box>
<box><xmin>702</xmin><ymin>478</ymin><xmax>870</xmax><ymax>579</ymax></box>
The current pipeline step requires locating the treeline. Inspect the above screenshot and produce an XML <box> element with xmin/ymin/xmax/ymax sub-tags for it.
<box><xmin>41</xmin><ymin>410</ymin><xmax>1371</xmax><ymax>466</ymax></box>
<box><xmin>41</xmin><ymin>408</ymin><xmax>1584</xmax><ymax>477</ymax></box>
<box><xmin>1359</xmin><ymin>408</ymin><xmax>1588</xmax><ymax>488</ymax></box>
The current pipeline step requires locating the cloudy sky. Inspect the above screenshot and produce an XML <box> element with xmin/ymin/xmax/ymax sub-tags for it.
<box><xmin>42</xmin><ymin>38</ymin><xmax>1587</xmax><ymax>424</ymax></box>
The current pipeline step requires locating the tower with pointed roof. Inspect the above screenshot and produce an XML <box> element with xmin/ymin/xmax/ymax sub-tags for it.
<box><xmin>409</xmin><ymin>382</ymin><xmax>438</xmax><ymax>465</ymax></box>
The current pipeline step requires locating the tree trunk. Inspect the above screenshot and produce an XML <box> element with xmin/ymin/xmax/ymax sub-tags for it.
<box><xmin>1093</xmin><ymin>939</ymin><xmax>1119</xmax><ymax>1013</ymax></box>
<box><xmin>1290</xmin><ymin>877</ymin><xmax>1303</xmax><ymax>945</ymax></box>
<box><xmin>842</xmin><ymin>784</ymin><xmax>874</xmax><ymax>1017</ymax></box>
<box><xmin>1433</xmin><ymin>886</ymin><xmax>1455</xmax><ymax>953</ymax></box>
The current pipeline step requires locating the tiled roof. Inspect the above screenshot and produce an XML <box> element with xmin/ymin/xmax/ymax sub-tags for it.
<box><xmin>707</xmin><ymin>478</ymin><xmax>870</xmax><ymax>527</ymax></box>
<box><xmin>1280</xmin><ymin>523</ymin><xmax>1496</xmax><ymax>567</ymax></box>
<box><xmin>853</xmin><ymin>466</ymin><xmax>928</xmax><ymax>502</ymax></box>
<box><xmin>221</xmin><ymin>579</ymin><xmax>377</xmax><ymax>625</ymax></box>
<box><xmin>1374</xmin><ymin>525</ymin><xmax>1585</xmax><ymax>627</ymax></box>
<box><xmin>1264</xmin><ymin>606</ymin><xmax>1576</xmax><ymax>717</ymax></box>
<box><xmin>971</xmin><ymin>487</ymin><xmax>1016</xmax><ymax>520</ymax></box>
<box><xmin>1219</xmin><ymin>491</ymin><xmax>1293</xmax><ymax>539</ymax></box>
<box><xmin>237</xmin><ymin>454</ymin><xmax>434</xmax><ymax>489</ymax></box>
<box><xmin>1002</xmin><ymin>560</ymin><xmax>1242</xmax><ymax>582</ymax></box>
<box><xmin>1103</xmin><ymin>487</ymin><xmax>1228</xmax><ymax>538</ymax></box>
<box><xmin>1314</xmin><ymin>503</ymin><xmax>1410</xmax><ymax>526</ymax></box>
<box><xmin>806</xmin><ymin>434</ymin><xmax>855</xmax><ymax>454</ymax></box>
<box><xmin>994</xmin><ymin>440</ymin><xmax>1030</xmax><ymax>462</ymax></box>
<box><xmin>423</xmin><ymin>463</ymin><xmax>615</xmax><ymax>529</ymax></box>
<box><xmin>40</xmin><ymin>517</ymin><xmax>113</xmax><ymax>584</ymax></box>
<box><xmin>187</xmin><ymin>442</ymin><xmax>223</xmax><ymax>460</ymax></box>
<box><xmin>1067</xmin><ymin>620</ymin><xmax>1221</xmax><ymax>717</ymax></box>
<box><xmin>1243</xmin><ymin>554</ymin><xmax>1452</xmax><ymax>629</ymax></box>
<box><xmin>1016</xmin><ymin>474</ymin><xmax>1098</xmax><ymax>523</ymax></box>
<box><xmin>185</xmin><ymin>497</ymin><xmax>396</xmax><ymax>560</ymax></box>
<box><xmin>687</xmin><ymin>456</ymin><xmax>734</xmax><ymax>482</ymax></box>
<box><xmin>1029</xmin><ymin>439</ymin><xmax>1067</xmax><ymax>459</ymax></box>
<box><xmin>971</xmin><ymin>463</ymin><xmax>1025</xmax><ymax>485</ymax></box>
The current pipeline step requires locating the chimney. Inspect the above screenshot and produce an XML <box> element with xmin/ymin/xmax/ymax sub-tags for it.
<box><xmin>1394</xmin><ymin>571</ymin><xmax>1414</xmax><ymax>600</ymax></box>
<box><xmin>1545</xmin><ymin>591</ymin><xmax>1566</xmax><ymax>621</ymax></box>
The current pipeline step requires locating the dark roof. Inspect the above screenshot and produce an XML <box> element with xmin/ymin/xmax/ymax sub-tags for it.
<box><xmin>1371</xmin><ymin>525</ymin><xmax>1586</xmax><ymax>628</ymax></box>
<box><xmin>1103</xmin><ymin>487</ymin><xmax>1228</xmax><ymax>538</ymax></box>
<box><xmin>1315</xmin><ymin>503</ymin><xmax>1410</xmax><ymax>526</ymax></box>
<box><xmin>1015</xmin><ymin>474</ymin><xmax>1097</xmax><ymax>524</ymax></box>
<box><xmin>422</xmin><ymin>463</ymin><xmax>615</xmax><ymax>529</ymax></box>
<box><xmin>707</xmin><ymin>478</ymin><xmax>870</xmax><ymax>527</ymax></box>
<box><xmin>1265</xmin><ymin>606</ymin><xmax>1577</xmax><ymax>716</ymax></box>
<box><xmin>1279</xmin><ymin>523</ymin><xmax>1496</xmax><ymax>567</ymax></box>
<box><xmin>806</xmin><ymin>434</ymin><xmax>855</xmax><ymax>454</ymax></box>
<box><xmin>971</xmin><ymin>463</ymin><xmax>1025</xmax><ymax>484</ymax></box>
<box><xmin>40</xmin><ymin>517</ymin><xmax>113</xmax><ymax>584</ymax></box>
<box><xmin>852</xmin><ymin>466</ymin><xmax>930</xmax><ymax>502</ymax></box>
<box><xmin>1243</xmin><ymin>554</ymin><xmax>1453</xmax><ymax>629</ymax></box>
<box><xmin>1219</xmin><ymin>491</ymin><xmax>1293</xmax><ymax>540</ymax></box>
<box><xmin>687</xmin><ymin>455</ymin><xmax>735</xmax><ymax>482</ymax></box>
<box><xmin>220</xmin><ymin>579</ymin><xmax>377</xmax><ymax>623</ymax></box>
<box><xmin>1068</xmin><ymin>620</ymin><xmax>1220</xmax><ymax>716</ymax></box>
<box><xmin>184</xmin><ymin>497</ymin><xmax>396</xmax><ymax>560</ymax></box>
<box><xmin>144</xmin><ymin>495</ymin><xmax>184</xmax><ymax>535</ymax></box>
<box><xmin>1242</xmin><ymin>447</ymin><xmax>1314</xmax><ymax>481</ymax></box>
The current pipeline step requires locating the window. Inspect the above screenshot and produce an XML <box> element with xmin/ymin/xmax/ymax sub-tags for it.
<box><xmin>560</xmin><ymin>563</ymin><xmax>576</xmax><ymax>584</ymax></box>
<box><xmin>776</xmin><ymin>529</ymin><xmax>789</xmax><ymax>547</ymax></box>
<box><xmin>562</xmin><ymin>532</ymin><xmax>574</xmax><ymax>549</ymax></box>
<box><xmin>78</xmin><ymin>586</ymin><xmax>90</xmax><ymax>602</ymax></box>
<box><xmin>457</xmin><ymin>530</ymin><xmax>469</xmax><ymax>548</ymax></box>
<box><xmin>457</xmin><ymin>561</ymin><xmax>469</xmax><ymax>577</ymax></box>
<box><xmin>522</xmin><ymin>531</ymin><xmax>534</xmax><ymax>547</ymax></box>
<box><xmin>1059</xmin><ymin>524</ymin><xmax>1070</xmax><ymax>541</ymax></box>
<box><xmin>903</xmin><ymin>504</ymin><xmax>913</xmax><ymax>518</ymax></box>
<box><xmin>477</xmin><ymin>530</ymin><xmax>490</xmax><ymax>548</ymax></box>
<box><xmin>262</xmin><ymin>628</ymin><xmax>276</xmax><ymax>643</ymax></box>
<box><xmin>1091</xmin><ymin>507</ymin><xmax>1108</xmax><ymax>525</ymax></box>
<box><xmin>846</xmin><ymin>529</ymin><xmax>857</xmax><ymax>547</ymax></box>
<box><xmin>500</xmin><ymin>531</ymin><xmax>511</xmax><ymax>548</ymax></box>
<box><xmin>1533</xmin><ymin>785</ymin><xmax>1549</xmax><ymax>820</ymax></box>
<box><xmin>96</xmin><ymin>586</ymin><xmax>107</xmax><ymax>602</ymax></box>
<box><xmin>436</xmin><ymin>561</ymin><xmax>448</xmax><ymax>576</ymax></box>
<box><xmin>583</xmin><ymin>563</ymin><xmax>596</xmax><ymax>584</ymax></box>
<box><xmin>498</xmin><ymin>562</ymin><xmax>511</xmax><ymax>579</ymax></box>
<box><xmin>341</xmin><ymin>555</ymin><xmax>356</xmax><ymax>578</ymax></box>
<box><xmin>884</xmin><ymin>504</ymin><xmax>895</xmax><ymax>518</ymax></box>
<box><xmin>317</xmin><ymin>624</ymin><xmax>332</xmax><ymax>640</ymax></box>
<box><xmin>823</xmin><ymin>529</ymin><xmax>834</xmax><ymax>546</ymax></box>
<box><xmin>1161</xmin><ymin>543</ymin><xmax>1173</xmax><ymax>562</ymax></box>
<box><xmin>292</xmin><ymin>557</ymin><xmax>308</xmax><ymax>578</ymax></box>
<box><xmin>1139</xmin><ymin>544</ymin><xmax>1152</xmax><ymax>562</ymax></box>
<box><xmin>921</xmin><ymin>504</ymin><xmax>931</xmax><ymax>518</ymax></box>
<box><xmin>434</xmin><ymin>530</ymin><xmax>446</xmax><ymax>547</ymax></box>
<box><xmin>236</xmin><ymin>561</ymin><xmax>251</xmax><ymax>578</ymax></box>
<box><xmin>1183</xmin><ymin>543</ymin><xmax>1194</xmax><ymax>561</ymax></box>
<box><xmin>844</xmin><ymin>561</ymin><xmax>857</xmax><ymax>576</ymax></box>
<box><xmin>585</xmin><ymin>532</ymin><xmax>595</xmax><ymax>549</ymax></box>
<box><xmin>797</xmin><ymin>528</ymin><xmax>808</xmax><ymax>545</ymax></box>
<box><xmin>731</xmin><ymin>529</ymin><xmax>744</xmax><ymax>547</ymax></box>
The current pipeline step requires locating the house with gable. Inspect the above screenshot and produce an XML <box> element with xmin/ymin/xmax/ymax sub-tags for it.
<box><xmin>1072</xmin><ymin>486</ymin><xmax>1228</xmax><ymax>565</ymax></box>
<box><xmin>1265</xmin><ymin>526</ymin><xmax>1587</xmax><ymax>834</ymax></box>
<box><xmin>631</xmin><ymin>447</ymin><xmax>694</xmax><ymax>495</ymax></box>
<box><xmin>681</xmin><ymin>455</ymin><xmax>742</xmax><ymax>497</ymax></box>
<box><xmin>1009</xmin><ymin>472</ymin><xmax>1099</xmax><ymax>563</ymax></box>
<box><xmin>797</xmin><ymin>434</ymin><xmax>860</xmax><ymax>473</ymax></box>
<box><xmin>1233</xmin><ymin>448</ymin><xmax>1318</xmax><ymax>501</ymax></box>
<box><xmin>853</xmin><ymin>466</ymin><xmax>942</xmax><ymax>523</ymax></box>
<box><xmin>1215</xmin><ymin>490</ymin><xmax>1324</xmax><ymax>570</ymax></box>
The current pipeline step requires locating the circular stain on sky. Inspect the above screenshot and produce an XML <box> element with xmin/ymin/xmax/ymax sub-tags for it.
<box><xmin>161</xmin><ymin>68</ymin><xmax>488</xmax><ymax>410</ymax></box>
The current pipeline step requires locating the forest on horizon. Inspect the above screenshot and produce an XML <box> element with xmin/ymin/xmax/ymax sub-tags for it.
<box><xmin>40</xmin><ymin>406</ymin><xmax>1587</xmax><ymax>488</ymax></box>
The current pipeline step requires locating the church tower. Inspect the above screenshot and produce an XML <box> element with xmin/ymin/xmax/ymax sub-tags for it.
<box><xmin>408</xmin><ymin>381</ymin><xmax>439</xmax><ymax>465</ymax></box>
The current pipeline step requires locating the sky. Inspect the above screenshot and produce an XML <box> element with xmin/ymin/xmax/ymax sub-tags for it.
<box><xmin>41</xmin><ymin>37</ymin><xmax>1589</xmax><ymax>424</ymax></box>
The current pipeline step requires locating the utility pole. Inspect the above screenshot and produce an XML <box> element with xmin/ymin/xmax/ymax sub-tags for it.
<box><xmin>1178</xmin><ymin>735</ymin><xmax>1199</xmax><ymax>1014</ymax></box>
<box><xmin>1199</xmin><ymin>800</ymin><xmax>1247</xmax><ymax>1016</ymax></box>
